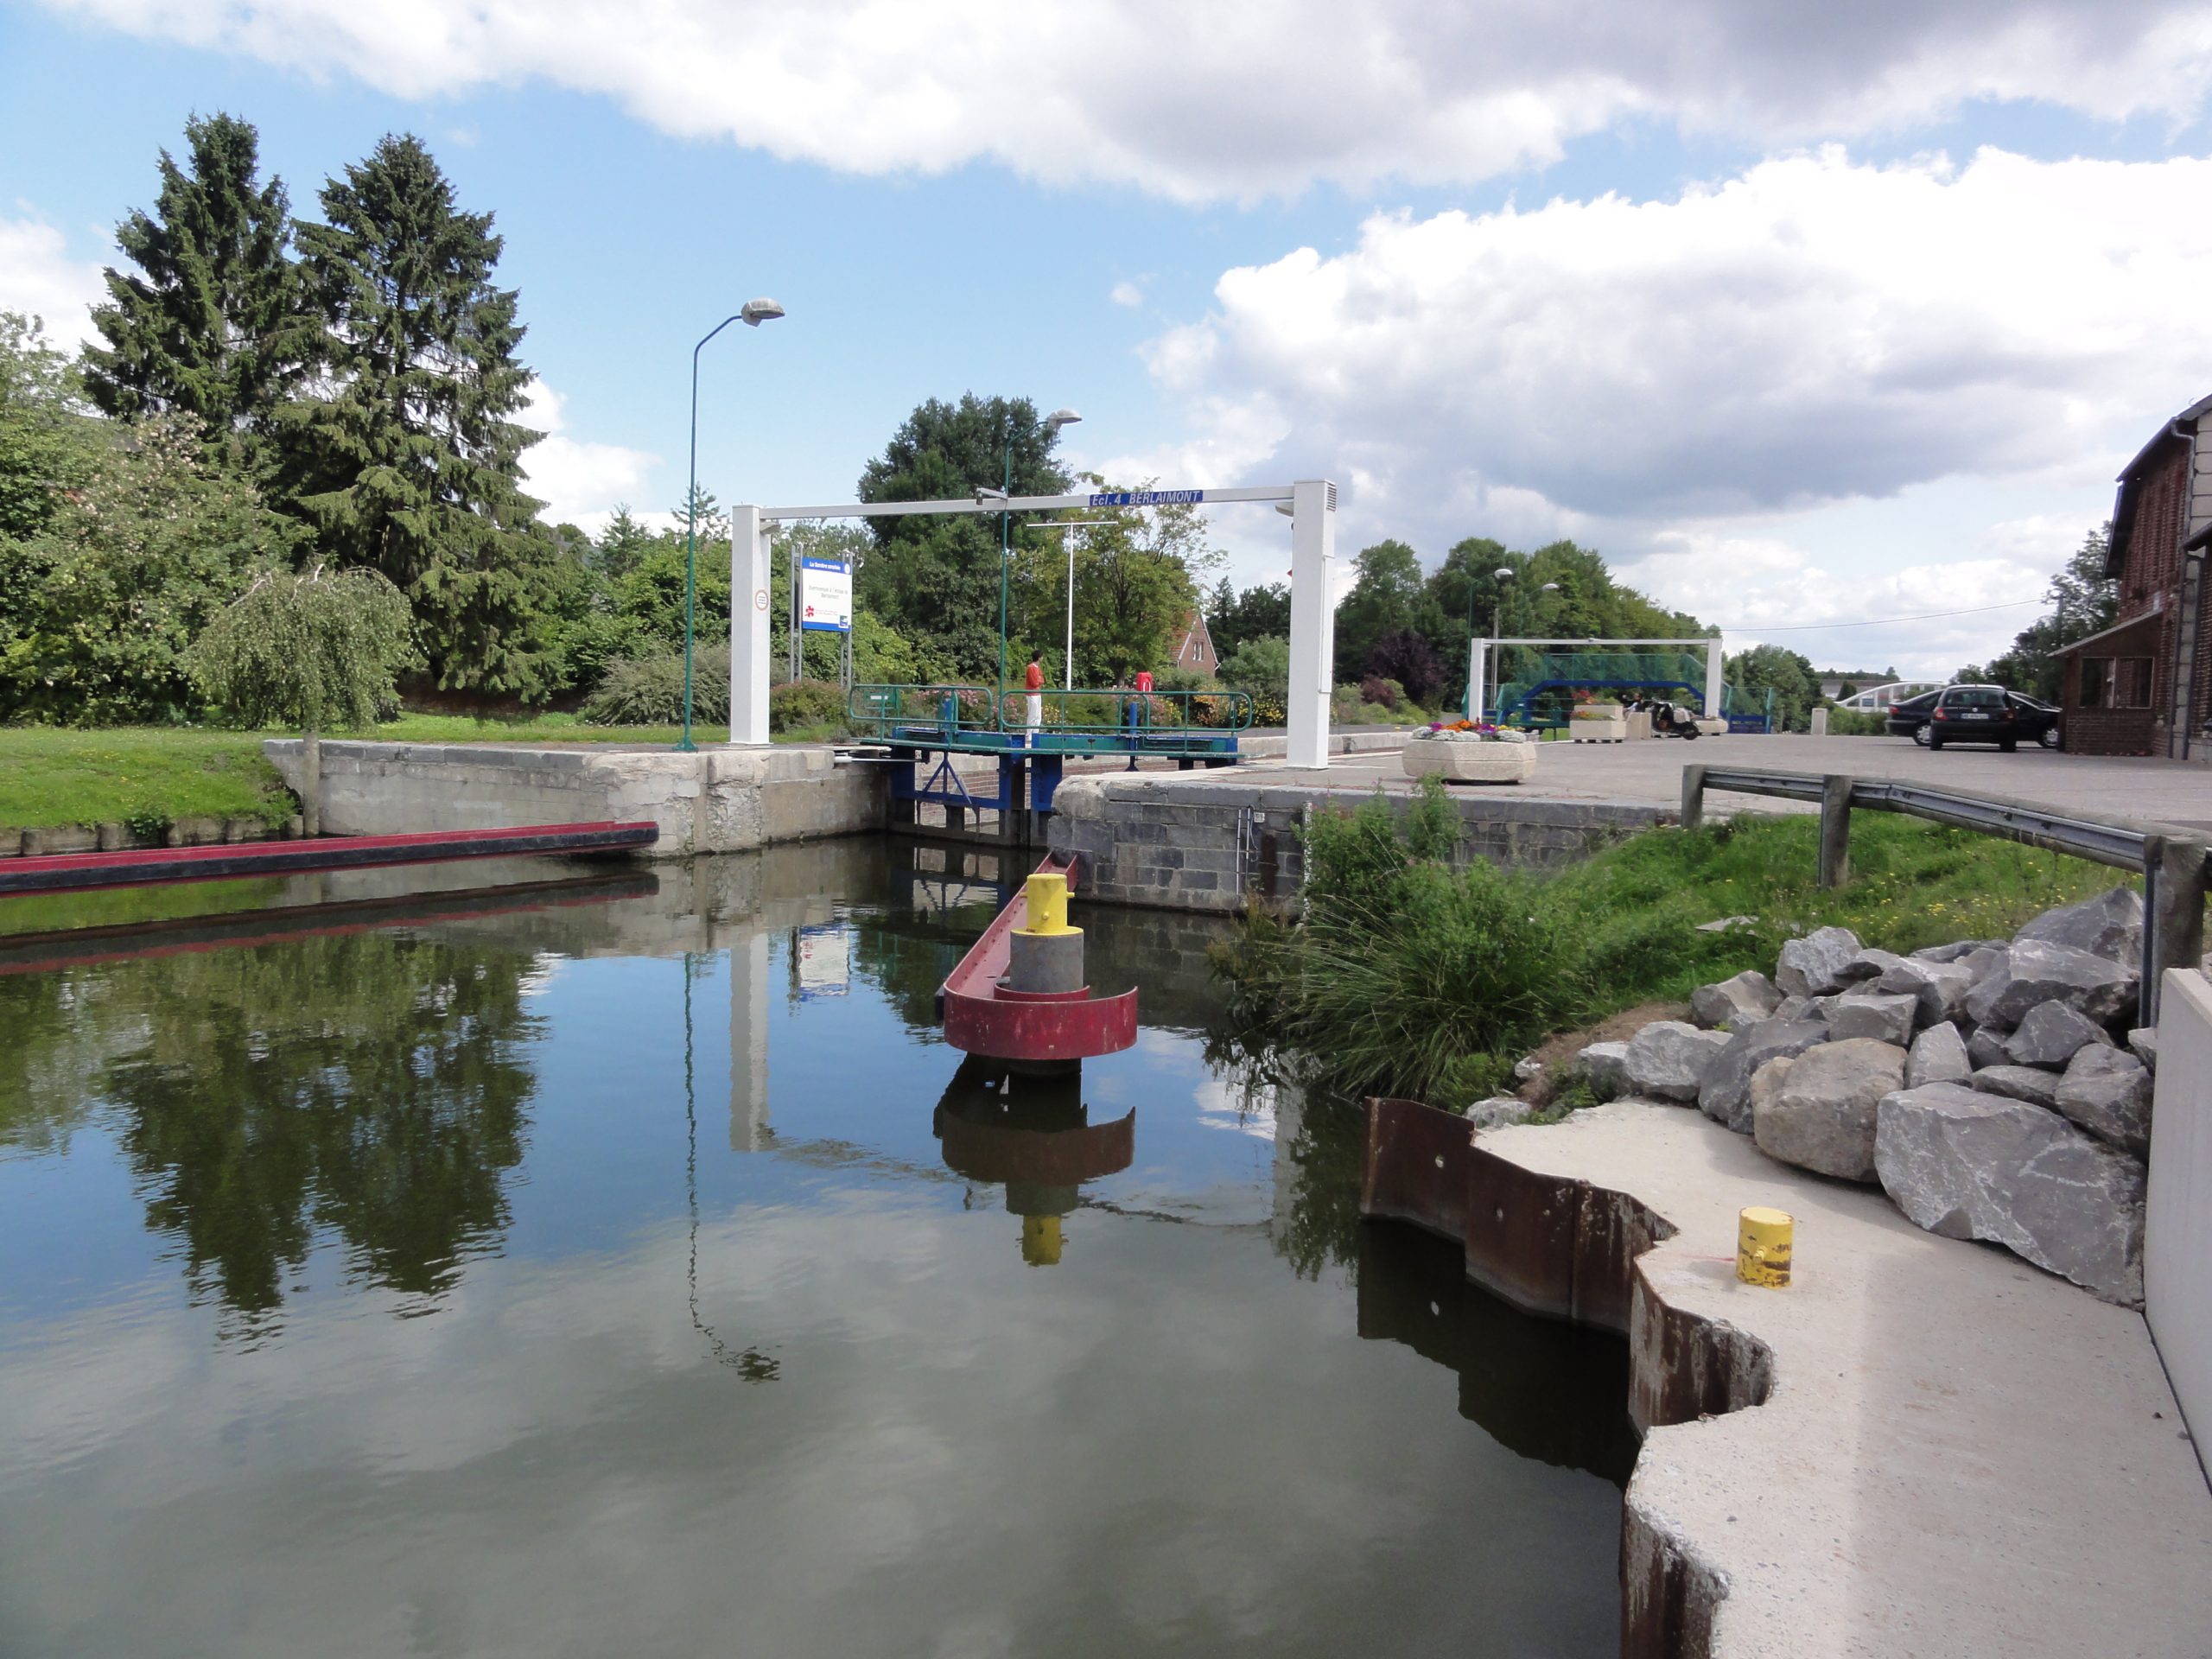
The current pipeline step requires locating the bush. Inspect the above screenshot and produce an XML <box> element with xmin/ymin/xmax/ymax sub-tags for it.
<box><xmin>582</xmin><ymin>644</ymin><xmax>729</xmax><ymax>726</ymax></box>
<box><xmin>1823</xmin><ymin>704</ymin><xmax>1888</xmax><ymax>736</ymax></box>
<box><xmin>1358</xmin><ymin>675</ymin><xmax>1400</xmax><ymax>709</ymax></box>
<box><xmin>1222</xmin><ymin>635</ymin><xmax>1290</xmax><ymax>725</ymax></box>
<box><xmin>772</xmin><ymin>678</ymin><xmax>845</xmax><ymax>734</ymax></box>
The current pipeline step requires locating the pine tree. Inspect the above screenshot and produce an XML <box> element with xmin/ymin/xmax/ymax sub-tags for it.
<box><xmin>82</xmin><ymin>113</ymin><xmax>300</xmax><ymax>476</ymax></box>
<box><xmin>282</xmin><ymin>134</ymin><xmax>553</xmax><ymax>696</ymax></box>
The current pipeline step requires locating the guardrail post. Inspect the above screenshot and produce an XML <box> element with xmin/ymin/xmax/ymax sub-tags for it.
<box><xmin>1818</xmin><ymin>774</ymin><xmax>1854</xmax><ymax>888</ymax></box>
<box><xmin>2148</xmin><ymin>835</ymin><xmax>2209</xmax><ymax>1027</ymax></box>
<box><xmin>1681</xmin><ymin>765</ymin><xmax>1707</xmax><ymax>832</ymax></box>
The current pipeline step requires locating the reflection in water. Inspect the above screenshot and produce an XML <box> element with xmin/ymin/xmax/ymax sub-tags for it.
<box><xmin>8</xmin><ymin>931</ymin><xmax>541</xmax><ymax>1332</ymax></box>
<box><xmin>684</xmin><ymin>950</ymin><xmax>779</xmax><ymax>1380</ymax></box>
<box><xmin>1357</xmin><ymin>1222</ymin><xmax>1640</xmax><ymax>1487</ymax></box>
<box><xmin>932</xmin><ymin>1056</ymin><xmax>1136</xmax><ymax>1265</ymax></box>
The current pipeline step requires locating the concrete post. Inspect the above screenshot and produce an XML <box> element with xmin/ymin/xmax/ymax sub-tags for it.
<box><xmin>1704</xmin><ymin>634</ymin><xmax>1726</xmax><ymax>718</ymax></box>
<box><xmin>1680</xmin><ymin>764</ymin><xmax>1707</xmax><ymax>833</ymax></box>
<box><xmin>1818</xmin><ymin>774</ymin><xmax>1854</xmax><ymax>888</ymax></box>
<box><xmin>730</xmin><ymin>504</ymin><xmax>771</xmax><ymax>747</ymax></box>
<box><xmin>1286</xmin><ymin>479</ymin><xmax>1337</xmax><ymax>771</ymax></box>
<box><xmin>1810</xmin><ymin>706</ymin><xmax>1829</xmax><ymax>737</ymax></box>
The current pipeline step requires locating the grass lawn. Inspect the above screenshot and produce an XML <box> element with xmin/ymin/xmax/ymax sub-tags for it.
<box><xmin>0</xmin><ymin>715</ymin><xmax>845</xmax><ymax>830</ymax></box>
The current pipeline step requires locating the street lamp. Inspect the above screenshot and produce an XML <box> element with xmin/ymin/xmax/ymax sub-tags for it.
<box><xmin>678</xmin><ymin>297</ymin><xmax>785</xmax><ymax>753</ymax></box>
<box><xmin>998</xmin><ymin>407</ymin><xmax>1081</xmax><ymax>709</ymax></box>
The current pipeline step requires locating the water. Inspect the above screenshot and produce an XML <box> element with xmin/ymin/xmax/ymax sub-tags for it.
<box><xmin>0</xmin><ymin>839</ymin><xmax>1632</xmax><ymax>1658</ymax></box>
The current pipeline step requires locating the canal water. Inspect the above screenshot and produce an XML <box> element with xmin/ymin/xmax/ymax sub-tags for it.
<box><xmin>0</xmin><ymin>839</ymin><xmax>1633</xmax><ymax>1658</ymax></box>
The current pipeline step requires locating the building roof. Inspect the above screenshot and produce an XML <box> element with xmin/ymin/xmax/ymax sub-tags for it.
<box><xmin>2050</xmin><ymin>595</ymin><xmax>2164</xmax><ymax>655</ymax></box>
<box><xmin>2110</xmin><ymin>394</ymin><xmax>2212</xmax><ymax>576</ymax></box>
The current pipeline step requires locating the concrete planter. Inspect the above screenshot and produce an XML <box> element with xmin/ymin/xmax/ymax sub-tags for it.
<box><xmin>1570</xmin><ymin>709</ymin><xmax>1627</xmax><ymax>743</ymax></box>
<box><xmin>1402</xmin><ymin>740</ymin><xmax>1538</xmax><ymax>785</ymax></box>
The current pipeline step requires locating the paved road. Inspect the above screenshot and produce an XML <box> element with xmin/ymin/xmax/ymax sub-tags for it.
<box><xmin>1234</xmin><ymin>733</ymin><xmax>2212</xmax><ymax>830</ymax></box>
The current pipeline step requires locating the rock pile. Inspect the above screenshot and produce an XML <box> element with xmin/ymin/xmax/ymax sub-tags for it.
<box><xmin>1570</xmin><ymin>887</ymin><xmax>2156</xmax><ymax>1305</ymax></box>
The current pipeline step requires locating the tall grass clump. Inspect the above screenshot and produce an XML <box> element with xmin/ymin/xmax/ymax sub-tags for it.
<box><xmin>1212</xmin><ymin>782</ymin><xmax>2124</xmax><ymax>1112</ymax></box>
<box><xmin>582</xmin><ymin>644</ymin><xmax>730</xmax><ymax>726</ymax></box>
<box><xmin>1215</xmin><ymin>779</ymin><xmax>1583</xmax><ymax>1103</ymax></box>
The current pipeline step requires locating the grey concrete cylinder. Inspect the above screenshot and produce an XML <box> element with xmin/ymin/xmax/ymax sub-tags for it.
<box><xmin>1007</xmin><ymin>927</ymin><xmax>1085</xmax><ymax>995</ymax></box>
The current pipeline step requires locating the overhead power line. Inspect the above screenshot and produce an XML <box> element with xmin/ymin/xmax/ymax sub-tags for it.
<box><xmin>1718</xmin><ymin>599</ymin><xmax>2043</xmax><ymax>632</ymax></box>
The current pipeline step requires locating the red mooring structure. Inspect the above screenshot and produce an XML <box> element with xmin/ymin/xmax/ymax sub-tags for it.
<box><xmin>937</xmin><ymin>853</ymin><xmax>1138</xmax><ymax>1065</ymax></box>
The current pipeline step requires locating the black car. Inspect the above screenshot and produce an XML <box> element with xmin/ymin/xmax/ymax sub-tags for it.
<box><xmin>1884</xmin><ymin>684</ymin><xmax>2054</xmax><ymax>752</ymax></box>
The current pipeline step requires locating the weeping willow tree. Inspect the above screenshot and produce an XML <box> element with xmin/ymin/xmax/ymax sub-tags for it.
<box><xmin>185</xmin><ymin>563</ymin><xmax>415</xmax><ymax>832</ymax></box>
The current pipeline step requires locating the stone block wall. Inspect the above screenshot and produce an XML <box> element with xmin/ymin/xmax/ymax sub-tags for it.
<box><xmin>1047</xmin><ymin>775</ymin><xmax>1662</xmax><ymax>912</ymax></box>
<box><xmin>264</xmin><ymin>741</ymin><xmax>886</xmax><ymax>858</ymax></box>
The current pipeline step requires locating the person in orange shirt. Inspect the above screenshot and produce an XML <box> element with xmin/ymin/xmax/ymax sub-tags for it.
<box><xmin>1025</xmin><ymin>658</ymin><xmax>1045</xmax><ymax>740</ymax></box>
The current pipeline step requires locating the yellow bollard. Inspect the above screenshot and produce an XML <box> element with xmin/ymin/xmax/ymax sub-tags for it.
<box><xmin>1737</xmin><ymin>1206</ymin><xmax>1793</xmax><ymax>1287</ymax></box>
<box><xmin>1021</xmin><ymin>1214</ymin><xmax>1063</xmax><ymax>1266</ymax></box>
<box><xmin>1020</xmin><ymin>873</ymin><xmax>1072</xmax><ymax>936</ymax></box>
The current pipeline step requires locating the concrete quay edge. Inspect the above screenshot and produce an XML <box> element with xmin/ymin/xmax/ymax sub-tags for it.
<box><xmin>1364</xmin><ymin>1096</ymin><xmax>2212</xmax><ymax>1659</ymax></box>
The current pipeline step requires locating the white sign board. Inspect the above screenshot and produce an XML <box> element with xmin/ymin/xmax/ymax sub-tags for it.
<box><xmin>799</xmin><ymin>558</ymin><xmax>852</xmax><ymax>632</ymax></box>
<box><xmin>795</xmin><ymin>923</ymin><xmax>849</xmax><ymax>999</ymax></box>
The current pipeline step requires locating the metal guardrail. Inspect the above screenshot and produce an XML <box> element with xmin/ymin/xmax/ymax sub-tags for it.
<box><xmin>1681</xmin><ymin>764</ymin><xmax>2209</xmax><ymax>1024</ymax></box>
<box><xmin>845</xmin><ymin>682</ymin><xmax>1252</xmax><ymax>752</ymax></box>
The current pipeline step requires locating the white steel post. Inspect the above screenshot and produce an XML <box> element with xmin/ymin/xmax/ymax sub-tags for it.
<box><xmin>1705</xmin><ymin>633</ymin><xmax>1726</xmax><ymax>720</ymax></box>
<box><xmin>1466</xmin><ymin>638</ymin><xmax>1488</xmax><ymax>724</ymax></box>
<box><xmin>730</xmin><ymin>504</ymin><xmax>771</xmax><ymax>746</ymax></box>
<box><xmin>1286</xmin><ymin>479</ymin><xmax>1337</xmax><ymax>770</ymax></box>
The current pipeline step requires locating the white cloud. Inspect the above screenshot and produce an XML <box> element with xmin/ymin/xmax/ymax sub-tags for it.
<box><xmin>35</xmin><ymin>0</ymin><xmax>2212</xmax><ymax>200</ymax></box>
<box><xmin>518</xmin><ymin>378</ymin><xmax>660</xmax><ymax>530</ymax></box>
<box><xmin>1109</xmin><ymin>279</ymin><xmax>1145</xmax><ymax>308</ymax></box>
<box><xmin>0</xmin><ymin>213</ymin><xmax>105</xmax><ymax>347</ymax></box>
<box><xmin>1143</xmin><ymin>146</ymin><xmax>2212</xmax><ymax>664</ymax></box>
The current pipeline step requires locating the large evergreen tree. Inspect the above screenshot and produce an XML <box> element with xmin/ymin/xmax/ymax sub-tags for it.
<box><xmin>283</xmin><ymin>134</ymin><xmax>552</xmax><ymax>696</ymax></box>
<box><xmin>82</xmin><ymin>113</ymin><xmax>301</xmax><ymax>477</ymax></box>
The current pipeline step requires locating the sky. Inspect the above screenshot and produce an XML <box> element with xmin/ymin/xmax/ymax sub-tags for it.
<box><xmin>7</xmin><ymin>0</ymin><xmax>2212</xmax><ymax>677</ymax></box>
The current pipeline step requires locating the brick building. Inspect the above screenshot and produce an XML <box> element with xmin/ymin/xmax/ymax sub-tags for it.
<box><xmin>2057</xmin><ymin>395</ymin><xmax>2212</xmax><ymax>758</ymax></box>
<box><xmin>1169</xmin><ymin>608</ymin><xmax>1218</xmax><ymax>677</ymax></box>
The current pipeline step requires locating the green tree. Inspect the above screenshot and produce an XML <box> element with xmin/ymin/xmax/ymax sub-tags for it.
<box><xmin>1957</xmin><ymin>525</ymin><xmax>2117</xmax><ymax>698</ymax></box>
<box><xmin>1014</xmin><ymin>489</ymin><xmax>1214</xmax><ymax>684</ymax></box>
<box><xmin>1727</xmin><ymin>642</ymin><xmax>1821</xmax><ymax>731</ymax></box>
<box><xmin>855</xmin><ymin>395</ymin><xmax>1073</xmax><ymax>683</ymax></box>
<box><xmin>1222</xmin><ymin>634</ymin><xmax>1292</xmax><ymax>724</ymax></box>
<box><xmin>1334</xmin><ymin>538</ymin><xmax>1444</xmax><ymax>683</ymax></box>
<box><xmin>1207</xmin><ymin>580</ymin><xmax>1292</xmax><ymax>665</ymax></box>
<box><xmin>282</xmin><ymin>133</ymin><xmax>554</xmax><ymax>696</ymax></box>
<box><xmin>82</xmin><ymin>112</ymin><xmax>302</xmax><ymax>480</ymax></box>
<box><xmin>187</xmin><ymin>563</ymin><xmax>415</xmax><ymax>829</ymax></box>
<box><xmin>0</xmin><ymin>311</ymin><xmax>96</xmax><ymax>545</ymax></box>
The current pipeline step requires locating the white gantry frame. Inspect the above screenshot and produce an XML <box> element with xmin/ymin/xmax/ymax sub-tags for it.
<box><xmin>1467</xmin><ymin>635</ymin><xmax>1727</xmax><ymax>724</ymax></box>
<box><xmin>731</xmin><ymin>480</ymin><xmax>1339</xmax><ymax>767</ymax></box>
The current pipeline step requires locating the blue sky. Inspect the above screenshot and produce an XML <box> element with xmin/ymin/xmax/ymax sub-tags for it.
<box><xmin>7</xmin><ymin>0</ymin><xmax>2212</xmax><ymax>676</ymax></box>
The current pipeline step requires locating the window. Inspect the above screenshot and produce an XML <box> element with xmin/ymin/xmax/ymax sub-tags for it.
<box><xmin>2077</xmin><ymin>658</ymin><xmax>2153</xmax><ymax>709</ymax></box>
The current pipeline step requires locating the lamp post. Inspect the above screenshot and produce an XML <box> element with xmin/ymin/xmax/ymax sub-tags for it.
<box><xmin>677</xmin><ymin>297</ymin><xmax>785</xmax><ymax>753</ymax></box>
<box><xmin>996</xmin><ymin>407</ymin><xmax>1081</xmax><ymax>712</ymax></box>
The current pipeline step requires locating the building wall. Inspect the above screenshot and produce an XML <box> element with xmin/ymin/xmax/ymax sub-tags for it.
<box><xmin>2068</xmin><ymin>435</ymin><xmax>2196</xmax><ymax>757</ymax></box>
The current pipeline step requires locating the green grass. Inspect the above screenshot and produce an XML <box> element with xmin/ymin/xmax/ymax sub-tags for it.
<box><xmin>1547</xmin><ymin>811</ymin><xmax>2120</xmax><ymax>1004</ymax></box>
<box><xmin>0</xmin><ymin>728</ymin><xmax>295</xmax><ymax>830</ymax></box>
<box><xmin>1214</xmin><ymin>785</ymin><xmax>2127</xmax><ymax>1109</ymax></box>
<box><xmin>0</xmin><ymin>715</ymin><xmax>849</xmax><ymax>830</ymax></box>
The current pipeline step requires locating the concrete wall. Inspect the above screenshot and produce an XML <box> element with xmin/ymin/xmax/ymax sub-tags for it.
<box><xmin>1047</xmin><ymin>773</ymin><xmax>1662</xmax><ymax>912</ymax></box>
<box><xmin>264</xmin><ymin>741</ymin><xmax>885</xmax><ymax>858</ymax></box>
<box><xmin>2149</xmin><ymin>968</ymin><xmax>2212</xmax><ymax>1471</ymax></box>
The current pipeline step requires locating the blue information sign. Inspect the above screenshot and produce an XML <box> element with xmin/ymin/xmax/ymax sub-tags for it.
<box><xmin>1086</xmin><ymin>489</ymin><xmax>1205</xmax><ymax>507</ymax></box>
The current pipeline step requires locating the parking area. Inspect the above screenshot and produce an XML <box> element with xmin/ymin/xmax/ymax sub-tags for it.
<box><xmin>1240</xmin><ymin>733</ymin><xmax>2212</xmax><ymax>830</ymax></box>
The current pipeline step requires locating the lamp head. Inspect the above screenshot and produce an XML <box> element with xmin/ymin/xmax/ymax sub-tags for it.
<box><xmin>1274</xmin><ymin>502</ymin><xmax>1296</xmax><ymax>518</ymax></box>
<box><xmin>1494</xmin><ymin>567</ymin><xmax>1515</xmax><ymax>580</ymax></box>
<box><xmin>740</xmin><ymin>298</ymin><xmax>785</xmax><ymax>327</ymax></box>
<box><xmin>1044</xmin><ymin>407</ymin><xmax>1082</xmax><ymax>434</ymax></box>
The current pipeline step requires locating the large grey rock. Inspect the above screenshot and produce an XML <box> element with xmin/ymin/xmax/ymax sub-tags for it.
<box><xmin>1874</xmin><ymin>1084</ymin><xmax>2146</xmax><ymax>1305</ymax></box>
<box><xmin>1574</xmin><ymin>1040</ymin><xmax>1631</xmax><ymax>1102</ymax></box>
<box><xmin>1827</xmin><ymin>992</ymin><xmax>1917</xmax><ymax>1047</ymax></box>
<box><xmin>1961</xmin><ymin>945</ymin><xmax>2010</xmax><ymax>986</ymax></box>
<box><xmin>2001</xmin><ymin>1001</ymin><xmax>2113</xmax><ymax>1070</ymax></box>
<box><xmin>1905</xmin><ymin>1021</ymin><xmax>1973</xmax><ymax>1089</ymax></box>
<box><xmin>1752</xmin><ymin>1038</ymin><xmax>1907</xmax><ymax>1182</ymax></box>
<box><xmin>1967</xmin><ymin>1027</ymin><xmax>2012</xmax><ymax>1070</ymax></box>
<box><xmin>1838</xmin><ymin>947</ymin><xmax>1906</xmax><ymax>983</ymax></box>
<box><xmin>1746</xmin><ymin>1053</ymin><xmax>1796</xmax><ymax>1127</ymax></box>
<box><xmin>1912</xmin><ymin>938</ymin><xmax>2005</xmax><ymax>964</ymax></box>
<box><xmin>1622</xmin><ymin>1020</ymin><xmax>1732</xmax><ymax>1103</ymax></box>
<box><xmin>1775</xmin><ymin>926</ymin><xmax>1863</xmax><ymax>997</ymax></box>
<box><xmin>2128</xmin><ymin>1027</ymin><xmax>2158</xmax><ymax>1071</ymax></box>
<box><xmin>2054</xmin><ymin>1047</ymin><xmax>2152</xmax><ymax>1157</ymax></box>
<box><xmin>1770</xmin><ymin>994</ymin><xmax>1817</xmax><ymax>1024</ymax></box>
<box><xmin>1971</xmin><ymin>1065</ymin><xmax>2062</xmax><ymax>1110</ymax></box>
<box><xmin>2015</xmin><ymin>887</ymin><xmax>2145</xmax><ymax>965</ymax></box>
<box><xmin>1963</xmin><ymin>939</ymin><xmax>2138</xmax><ymax>1032</ymax></box>
<box><xmin>1875</xmin><ymin>956</ymin><xmax>1975</xmax><ymax>1027</ymax></box>
<box><xmin>1697</xmin><ymin>1019</ymin><xmax>1831</xmax><ymax>1134</ymax></box>
<box><xmin>1465</xmin><ymin>1096</ymin><xmax>1535</xmax><ymax>1130</ymax></box>
<box><xmin>1690</xmin><ymin>969</ymin><xmax>1782</xmax><ymax>1031</ymax></box>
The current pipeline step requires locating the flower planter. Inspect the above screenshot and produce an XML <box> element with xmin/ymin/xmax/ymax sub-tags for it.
<box><xmin>1402</xmin><ymin>740</ymin><xmax>1538</xmax><ymax>785</ymax></box>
